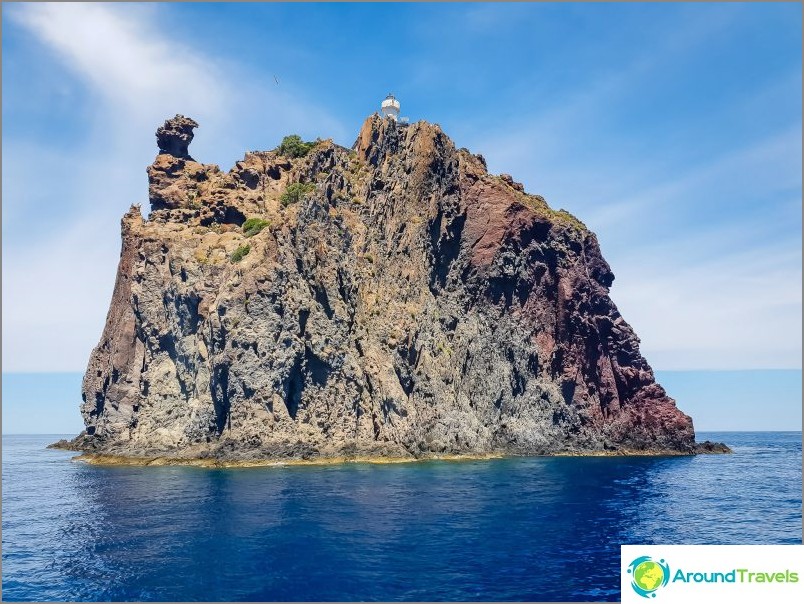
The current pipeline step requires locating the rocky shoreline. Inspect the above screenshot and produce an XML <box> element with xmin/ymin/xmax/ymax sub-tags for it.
<box><xmin>48</xmin><ymin>438</ymin><xmax>731</xmax><ymax>467</ymax></box>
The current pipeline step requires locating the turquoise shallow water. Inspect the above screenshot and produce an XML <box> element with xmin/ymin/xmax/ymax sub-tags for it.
<box><xmin>2</xmin><ymin>432</ymin><xmax>801</xmax><ymax>601</ymax></box>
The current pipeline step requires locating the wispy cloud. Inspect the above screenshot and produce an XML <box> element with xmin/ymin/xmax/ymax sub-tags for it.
<box><xmin>575</xmin><ymin>120</ymin><xmax>800</xmax><ymax>371</ymax></box>
<box><xmin>611</xmin><ymin>242</ymin><xmax>801</xmax><ymax>370</ymax></box>
<box><xmin>10</xmin><ymin>2</ymin><xmax>227</xmax><ymax>120</ymax></box>
<box><xmin>456</xmin><ymin>9</ymin><xmax>801</xmax><ymax>371</ymax></box>
<box><xmin>7</xmin><ymin>2</ymin><xmax>348</xmax><ymax>163</ymax></box>
<box><xmin>595</xmin><ymin>124</ymin><xmax>801</xmax><ymax>370</ymax></box>
<box><xmin>3</xmin><ymin>2</ymin><xmax>347</xmax><ymax>372</ymax></box>
<box><xmin>582</xmin><ymin>123</ymin><xmax>802</xmax><ymax>234</ymax></box>
<box><xmin>458</xmin><ymin>2</ymin><xmax>540</xmax><ymax>34</ymax></box>
<box><xmin>3</xmin><ymin>221</ymin><xmax>121</xmax><ymax>372</ymax></box>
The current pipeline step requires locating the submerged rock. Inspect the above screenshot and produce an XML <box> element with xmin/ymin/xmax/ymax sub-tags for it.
<box><xmin>695</xmin><ymin>441</ymin><xmax>733</xmax><ymax>454</ymax></box>
<box><xmin>65</xmin><ymin>113</ymin><xmax>729</xmax><ymax>462</ymax></box>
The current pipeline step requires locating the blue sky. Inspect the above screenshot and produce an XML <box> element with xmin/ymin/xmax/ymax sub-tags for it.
<box><xmin>2</xmin><ymin>3</ymin><xmax>801</xmax><ymax>432</ymax></box>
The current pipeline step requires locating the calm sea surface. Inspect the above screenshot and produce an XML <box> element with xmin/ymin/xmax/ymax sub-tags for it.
<box><xmin>2</xmin><ymin>432</ymin><xmax>801</xmax><ymax>601</ymax></box>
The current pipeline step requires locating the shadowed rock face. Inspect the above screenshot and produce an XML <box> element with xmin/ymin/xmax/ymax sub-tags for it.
<box><xmin>156</xmin><ymin>114</ymin><xmax>198</xmax><ymax>158</ymax></box>
<box><xmin>71</xmin><ymin>114</ymin><xmax>701</xmax><ymax>461</ymax></box>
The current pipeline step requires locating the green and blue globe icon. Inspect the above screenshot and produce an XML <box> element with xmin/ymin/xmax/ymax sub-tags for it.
<box><xmin>627</xmin><ymin>556</ymin><xmax>670</xmax><ymax>598</ymax></box>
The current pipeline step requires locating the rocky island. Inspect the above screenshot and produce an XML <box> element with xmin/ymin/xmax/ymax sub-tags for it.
<box><xmin>53</xmin><ymin>112</ymin><xmax>729</xmax><ymax>465</ymax></box>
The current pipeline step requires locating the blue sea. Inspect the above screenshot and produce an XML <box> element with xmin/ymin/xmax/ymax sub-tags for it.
<box><xmin>2</xmin><ymin>432</ymin><xmax>801</xmax><ymax>602</ymax></box>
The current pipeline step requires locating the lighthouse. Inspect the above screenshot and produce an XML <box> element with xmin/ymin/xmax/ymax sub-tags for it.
<box><xmin>380</xmin><ymin>93</ymin><xmax>401</xmax><ymax>121</ymax></box>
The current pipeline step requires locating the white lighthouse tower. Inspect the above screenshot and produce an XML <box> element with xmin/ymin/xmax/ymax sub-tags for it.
<box><xmin>380</xmin><ymin>93</ymin><xmax>401</xmax><ymax>121</ymax></box>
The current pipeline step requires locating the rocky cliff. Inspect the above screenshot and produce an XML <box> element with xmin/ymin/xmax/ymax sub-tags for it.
<box><xmin>62</xmin><ymin>113</ymin><xmax>718</xmax><ymax>462</ymax></box>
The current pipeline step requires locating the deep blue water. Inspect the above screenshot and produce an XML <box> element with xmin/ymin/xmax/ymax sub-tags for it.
<box><xmin>2</xmin><ymin>432</ymin><xmax>801</xmax><ymax>602</ymax></box>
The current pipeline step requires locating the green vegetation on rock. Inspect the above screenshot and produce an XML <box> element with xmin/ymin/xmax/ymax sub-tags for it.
<box><xmin>552</xmin><ymin>209</ymin><xmax>587</xmax><ymax>230</ymax></box>
<box><xmin>242</xmin><ymin>218</ymin><xmax>270</xmax><ymax>237</ymax></box>
<box><xmin>277</xmin><ymin>135</ymin><xmax>316</xmax><ymax>159</ymax></box>
<box><xmin>522</xmin><ymin>194</ymin><xmax>587</xmax><ymax>231</ymax></box>
<box><xmin>280</xmin><ymin>182</ymin><xmax>315</xmax><ymax>207</ymax></box>
<box><xmin>230</xmin><ymin>244</ymin><xmax>251</xmax><ymax>263</ymax></box>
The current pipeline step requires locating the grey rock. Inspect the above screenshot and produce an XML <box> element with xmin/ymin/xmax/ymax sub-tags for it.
<box><xmin>66</xmin><ymin>113</ymin><xmax>726</xmax><ymax>462</ymax></box>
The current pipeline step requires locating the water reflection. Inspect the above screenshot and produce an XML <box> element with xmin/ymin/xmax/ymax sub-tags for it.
<box><xmin>2</xmin><ymin>433</ymin><xmax>801</xmax><ymax>602</ymax></box>
<box><xmin>54</xmin><ymin>457</ymin><xmax>655</xmax><ymax>601</ymax></box>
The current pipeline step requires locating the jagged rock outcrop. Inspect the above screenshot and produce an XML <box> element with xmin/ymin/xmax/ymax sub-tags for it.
<box><xmin>156</xmin><ymin>114</ymin><xmax>198</xmax><ymax>159</ymax></box>
<box><xmin>65</xmin><ymin>113</ymin><xmax>717</xmax><ymax>462</ymax></box>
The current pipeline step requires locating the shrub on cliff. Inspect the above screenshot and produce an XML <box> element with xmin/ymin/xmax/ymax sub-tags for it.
<box><xmin>242</xmin><ymin>218</ymin><xmax>270</xmax><ymax>237</ymax></box>
<box><xmin>230</xmin><ymin>244</ymin><xmax>251</xmax><ymax>263</ymax></box>
<box><xmin>277</xmin><ymin>135</ymin><xmax>316</xmax><ymax>158</ymax></box>
<box><xmin>280</xmin><ymin>182</ymin><xmax>315</xmax><ymax>207</ymax></box>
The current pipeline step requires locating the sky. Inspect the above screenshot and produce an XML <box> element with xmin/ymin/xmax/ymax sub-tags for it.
<box><xmin>2</xmin><ymin>2</ymin><xmax>801</xmax><ymax>433</ymax></box>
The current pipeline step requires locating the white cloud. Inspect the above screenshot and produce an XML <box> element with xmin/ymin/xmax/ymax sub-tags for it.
<box><xmin>582</xmin><ymin>124</ymin><xmax>802</xmax><ymax>235</ymax></box>
<box><xmin>3</xmin><ymin>2</ymin><xmax>347</xmax><ymax>372</ymax></box>
<box><xmin>456</xmin><ymin>18</ymin><xmax>802</xmax><ymax>371</ymax></box>
<box><xmin>2</xmin><ymin>219</ymin><xmax>120</xmax><ymax>372</ymax></box>
<box><xmin>590</xmin><ymin>126</ymin><xmax>802</xmax><ymax>370</ymax></box>
<box><xmin>610</xmin><ymin>243</ymin><xmax>801</xmax><ymax>370</ymax></box>
<box><xmin>560</xmin><ymin>126</ymin><xmax>801</xmax><ymax>370</ymax></box>
<box><xmin>8</xmin><ymin>2</ymin><xmax>348</xmax><ymax>164</ymax></box>
<box><xmin>8</xmin><ymin>2</ymin><xmax>229</xmax><ymax>138</ymax></box>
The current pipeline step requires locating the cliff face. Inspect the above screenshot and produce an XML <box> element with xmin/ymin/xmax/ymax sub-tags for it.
<box><xmin>72</xmin><ymin>114</ymin><xmax>699</xmax><ymax>460</ymax></box>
